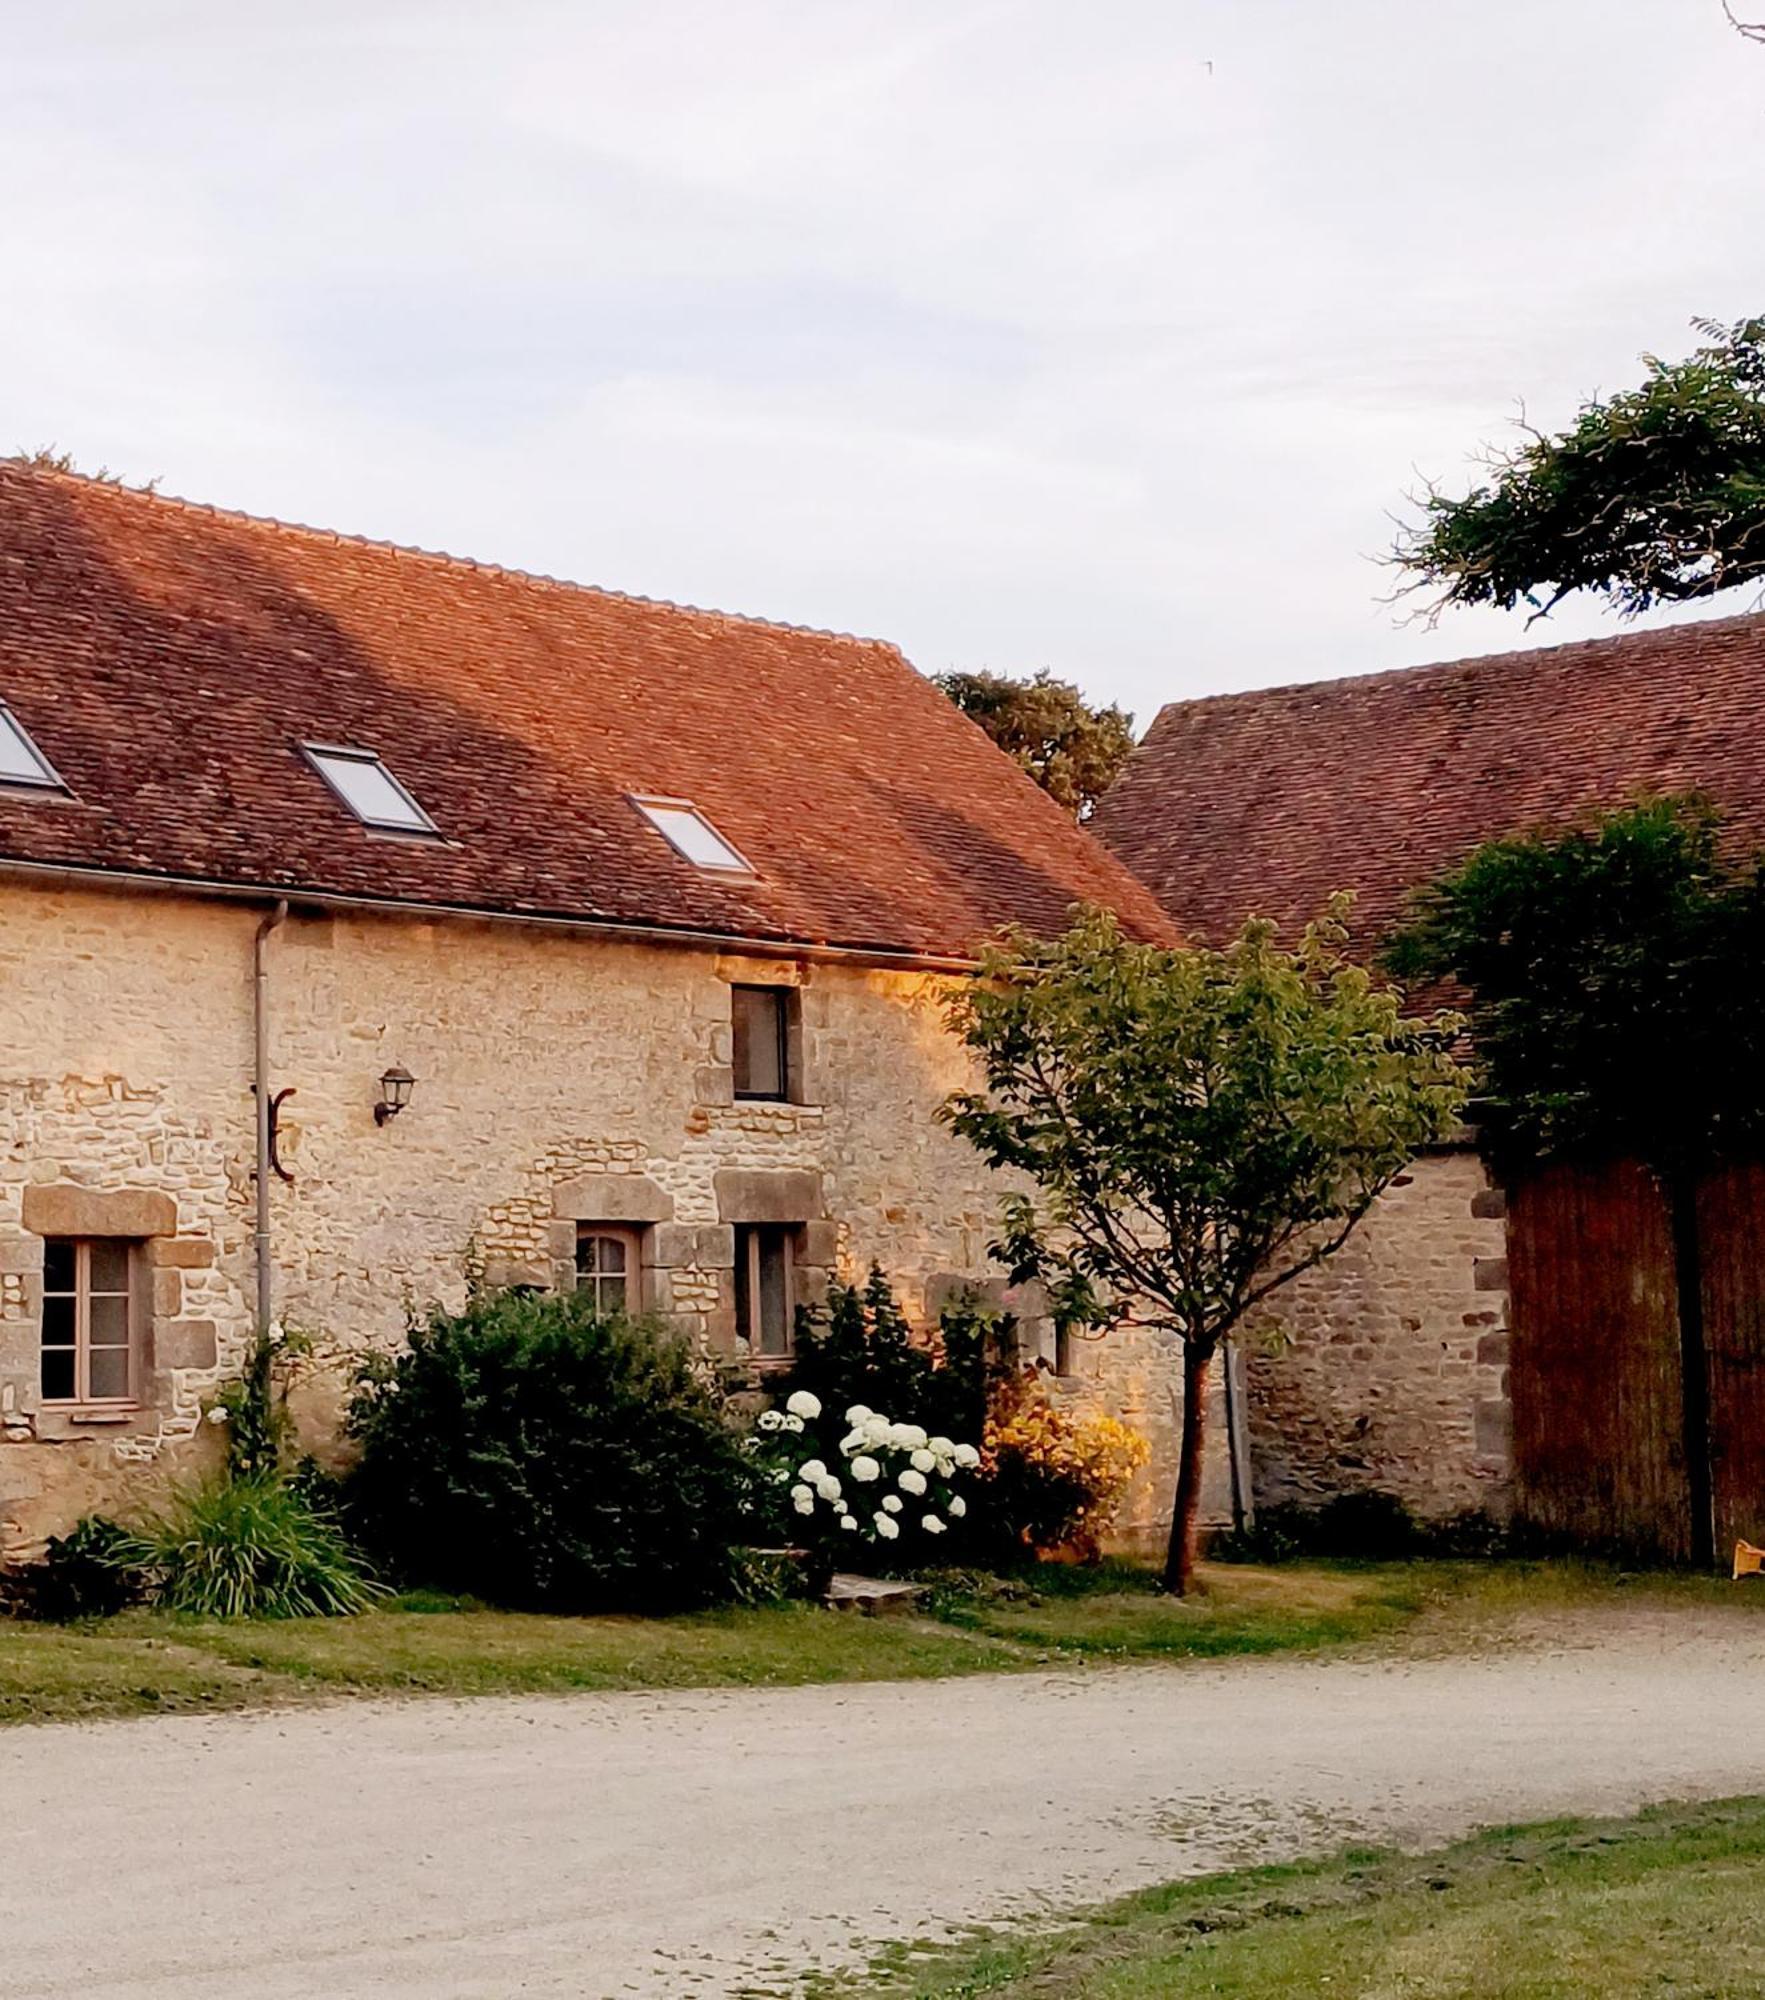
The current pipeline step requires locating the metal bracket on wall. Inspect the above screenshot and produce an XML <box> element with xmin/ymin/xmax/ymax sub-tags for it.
<box><xmin>267</xmin><ymin>1087</ymin><xmax>297</xmax><ymax>1184</ymax></box>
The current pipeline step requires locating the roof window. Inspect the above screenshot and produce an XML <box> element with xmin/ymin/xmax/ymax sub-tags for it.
<box><xmin>0</xmin><ymin>703</ymin><xmax>64</xmax><ymax>791</ymax></box>
<box><xmin>632</xmin><ymin>796</ymin><xmax>754</xmax><ymax>874</ymax></box>
<box><xmin>302</xmin><ymin>745</ymin><xmax>438</xmax><ymax>834</ymax></box>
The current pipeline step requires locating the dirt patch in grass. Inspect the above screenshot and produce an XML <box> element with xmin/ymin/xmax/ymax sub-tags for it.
<box><xmin>818</xmin><ymin>1795</ymin><xmax>1765</xmax><ymax>1998</ymax></box>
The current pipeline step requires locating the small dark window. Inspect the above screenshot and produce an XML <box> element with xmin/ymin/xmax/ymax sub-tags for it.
<box><xmin>734</xmin><ymin>1225</ymin><xmax>794</xmax><ymax>1360</ymax></box>
<box><xmin>732</xmin><ymin>986</ymin><xmax>791</xmax><ymax>1100</ymax></box>
<box><xmin>40</xmin><ymin>1237</ymin><xmax>136</xmax><ymax>1404</ymax></box>
<box><xmin>575</xmin><ymin>1226</ymin><xmax>641</xmax><ymax>1316</ymax></box>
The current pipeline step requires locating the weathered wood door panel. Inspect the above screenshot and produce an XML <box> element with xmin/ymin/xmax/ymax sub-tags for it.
<box><xmin>1698</xmin><ymin>1160</ymin><xmax>1765</xmax><ymax>1554</ymax></box>
<box><xmin>1507</xmin><ymin>1159</ymin><xmax>1692</xmax><ymax>1562</ymax></box>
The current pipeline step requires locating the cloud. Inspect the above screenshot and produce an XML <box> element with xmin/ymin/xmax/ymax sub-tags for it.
<box><xmin>1</xmin><ymin>0</ymin><xmax>1760</xmax><ymax>724</ymax></box>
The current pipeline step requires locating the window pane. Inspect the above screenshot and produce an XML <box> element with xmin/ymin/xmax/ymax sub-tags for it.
<box><xmin>733</xmin><ymin>988</ymin><xmax>785</xmax><ymax>1098</ymax></box>
<box><xmin>42</xmin><ymin>1239</ymin><xmax>76</xmax><ymax>1293</ymax></box>
<box><xmin>634</xmin><ymin>800</ymin><xmax>751</xmax><ymax>873</ymax></box>
<box><xmin>0</xmin><ymin>707</ymin><xmax>57</xmax><ymax>785</ymax></box>
<box><xmin>307</xmin><ymin>749</ymin><xmax>435</xmax><ymax>832</ymax></box>
<box><xmin>596</xmin><ymin>1236</ymin><xmax>627</xmax><ymax>1274</ymax></box>
<box><xmin>734</xmin><ymin>1230</ymin><xmax>753</xmax><ymax>1346</ymax></box>
<box><xmin>757</xmin><ymin>1231</ymin><xmax>790</xmax><ymax>1357</ymax></box>
<box><xmin>88</xmin><ymin>1240</ymin><xmax>130</xmax><ymax>1293</ymax></box>
<box><xmin>597</xmin><ymin>1273</ymin><xmax>628</xmax><ymax>1314</ymax></box>
<box><xmin>40</xmin><ymin>1293</ymin><xmax>75</xmax><ymax>1346</ymax></box>
<box><xmin>88</xmin><ymin>1346</ymin><xmax>130</xmax><ymax>1400</ymax></box>
<box><xmin>40</xmin><ymin>1347</ymin><xmax>75</xmax><ymax>1401</ymax></box>
<box><xmin>89</xmin><ymin>1293</ymin><xmax>130</xmax><ymax>1349</ymax></box>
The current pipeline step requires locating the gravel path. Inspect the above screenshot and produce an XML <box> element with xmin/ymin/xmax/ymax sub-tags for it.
<box><xmin>3</xmin><ymin>1613</ymin><xmax>1763</xmax><ymax>1998</ymax></box>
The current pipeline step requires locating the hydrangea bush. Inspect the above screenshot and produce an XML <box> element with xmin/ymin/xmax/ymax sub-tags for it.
<box><xmin>754</xmin><ymin>1390</ymin><xmax>980</xmax><ymax>1556</ymax></box>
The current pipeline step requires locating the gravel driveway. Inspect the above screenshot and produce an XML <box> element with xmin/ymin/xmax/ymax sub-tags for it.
<box><xmin>3</xmin><ymin>1611</ymin><xmax>1763</xmax><ymax>1999</ymax></box>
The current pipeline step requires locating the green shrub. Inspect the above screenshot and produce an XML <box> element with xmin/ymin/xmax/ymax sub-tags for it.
<box><xmin>346</xmin><ymin>1288</ymin><xmax>753</xmax><ymax>1613</ymax></box>
<box><xmin>119</xmin><ymin>1474</ymin><xmax>383</xmax><ymax>1619</ymax></box>
<box><xmin>13</xmin><ymin>1514</ymin><xmax>147</xmax><ymax>1622</ymax></box>
<box><xmin>1209</xmin><ymin>1493</ymin><xmax>1514</xmax><ymax>1564</ymax></box>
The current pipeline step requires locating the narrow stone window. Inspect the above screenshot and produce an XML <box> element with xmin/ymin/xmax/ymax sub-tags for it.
<box><xmin>40</xmin><ymin>1237</ymin><xmax>137</xmax><ymax>1405</ymax></box>
<box><xmin>574</xmin><ymin>1225</ymin><xmax>643</xmax><ymax>1316</ymax></box>
<box><xmin>731</xmin><ymin>985</ymin><xmax>792</xmax><ymax>1100</ymax></box>
<box><xmin>734</xmin><ymin>1224</ymin><xmax>795</xmax><ymax>1360</ymax></box>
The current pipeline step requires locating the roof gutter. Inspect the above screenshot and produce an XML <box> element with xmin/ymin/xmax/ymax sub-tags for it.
<box><xmin>0</xmin><ymin>855</ymin><xmax>982</xmax><ymax>975</ymax></box>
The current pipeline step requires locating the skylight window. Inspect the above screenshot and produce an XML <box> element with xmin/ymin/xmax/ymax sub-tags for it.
<box><xmin>302</xmin><ymin>745</ymin><xmax>438</xmax><ymax>834</ymax></box>
<box><xmin>632</xmin><ymin>796</ymin><xmax>754</xmax><ymax>874</ymax></box>
<box><xmin>0</xmin><ymin>703</ymin><xmax>63</xmax><ymax>791</ymax></box>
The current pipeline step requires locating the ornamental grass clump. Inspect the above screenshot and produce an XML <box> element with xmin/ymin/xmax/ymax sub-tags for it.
<box><xmin>115</xmin><ymin>1473</ymin><xmax>385</xmax><ymax>1620</ymax></box>
<box><xmin>752</xmin><ymin>1389</ymin><xmax>980</xmax><ymax>1563</ymax></box>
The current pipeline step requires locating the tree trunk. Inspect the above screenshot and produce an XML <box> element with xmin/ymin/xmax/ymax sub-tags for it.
<box><xmin>1162</xmin><ymin>1341</ymin><xmax>1213</xmax><ymax>1595</ymax></box>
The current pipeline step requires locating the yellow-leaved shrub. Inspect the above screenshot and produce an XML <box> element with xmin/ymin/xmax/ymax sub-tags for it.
<box><xmin>982</xmin><ymin>1373</ymin><xmax>1149</xmax><ymax>1562</ymax></box>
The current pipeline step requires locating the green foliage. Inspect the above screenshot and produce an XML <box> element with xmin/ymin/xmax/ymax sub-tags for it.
<box><xmin>208</xmin><ymin>1322</ymin><xmax>314</xmax><ymax>1479</ymax></box>
<box><xmin>13</xmin><ymin>1515</ymin><xmax>145</xmax><ymax>1622</ymax></box>
<box><xmin>934</xmin><ymin>667</ymin><xmax>1135</xmax><ymax>819</ymax></box>
<box><xmin>945</xmin><ymin>902</ymin><xmax>1467</xmax><ymax>1348</ymax></box>
<box><xmin>1386</xmin><ymin>795</ymin><xmax>1765</xmax><ymax>1174</ymax></box>
<box><xmin>944</xmin><ymin>901</ymin><xmax>1466</xmax><ymax>1589</ymax></box>
<box><xmin>1393</xmin><ymin>315</ymin><xmax>1765</xmax><ymax>620</ymax></box>
<box><xmin>346</xmin><ymin>1287</ymin><xmax>754</xmax><ymax>1614</ymax></box>
<box><xmin>115</xmin><ymin>1475</ymin><xmax>383</xmax><ymax>1620</ymax></box>
<box><xmin>787</xmin><ymin>1265</ymin><xmax>1013</xmax><ymax>1446</ymax></box>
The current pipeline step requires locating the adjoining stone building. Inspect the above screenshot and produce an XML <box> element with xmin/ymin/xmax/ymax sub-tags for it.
<box><xmin>0</xmin><ymin>461</ymin><xmax>1180</xmax><ymax>1556</ymax></box>
<box><xmin>1093</xmin><ymin>610</ymin><xmax>1765</xmax><ymax>1522</ymax></box>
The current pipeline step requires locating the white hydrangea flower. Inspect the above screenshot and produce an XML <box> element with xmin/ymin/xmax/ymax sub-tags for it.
<box><xmin>781</xmin><ymin>1413</ymin><xmax>805</xmax><ymax>1433</ymax></box>
<box><xmin>839</xmin><ymin>1430</ymin><xmax>866</xmax><ymax>1455</ymax></box>
<box><xmin>909</xmin><ymin>1447</ymin><xmax>936</xmax><ymax>1474</ymax></box>
<box><xmin>798</xmin><ymin>1458</ymin><xmax>828</xmax><ymax>1484</ymax></box>
<box><xmin>888</xmin><ymin>1423</ymin><xmax>929</xmax><ymax>1451</ymax></box>
<box><xmin>922</xmin><ymin>1515</ymin><xmax>946</xmax><ymax>1535</ymax></box>
<box><xmin>205</xmin><ymin>1406</ymin><xmax>229</xmax><ymax>1426</ymax></box>
<box><xmin>898</xmin><ymin>1467</ymin><xmax>928</xmax><ymax>1497</ymax></box>
<box><xmin>786</xmin><ymin>1389</ymin><xmax>822</xmax><ymax>1420</ymax></box>
<box><xmin>882</xmin><ymin>1494</ymin><xmax>903</xmax><ymax>1515</ymax></box>
<box><xmin>850</xmin><ymin>1455</ymin><xmax>881</xmax><ymax>1483</ymax></box>
<box><xmin>757</xmin><ymin>1410</ymin><xmax>784</xmax><ymax>1432</ymax></box>
<box><xmin>861</xmin><ymin>1415</ymin><xmax>892</xmax><ymax>1447</ymax></box>
<box><xmin>928</xmin><ymin>1435</ymin><xmax>954</xmax><ymax>1458</ymax></box>
<box><xmin>790</xmin><ymin>1483</ymin><xmax>814</xmax><ymax>1506</ymax></box>
<box><xmin>845</xmin><ymin>1404</ymin><xmax>873</xmax><ymax>1427</ymax></box>
<box><xmin>953</xmin><ymin>1442</ymin><xmax>981</xmax><ymax>1469</ymax></box>
<box><xmin>947</xmin><ymin>1494</ymin><xmax>967</xmax><ymax>1518</ymax></box>
<box><xmin>816</xmin><ymin>1477</ymin><xmax>842</xmax><ymax>1503</ymax></box>
<box><xmin>874</xmin><ymin>1513</ymin><xmax>900</xmax><ymax>1540</ymax></box>
<box><xmin>839</xmin><ymin>1514</ymin><xmax>858</xmax><ymax>1530</ymax></box>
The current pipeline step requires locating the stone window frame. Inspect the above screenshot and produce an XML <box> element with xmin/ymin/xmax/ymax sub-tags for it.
<box><xmin>574</xmin><ymin>1223</ymin><xmax>645</xmax><ymax>1316</ymax></box>
<box><xmin>38</xmin><ymin>1235</ymin><xmax>144</xmax><ymax>1409</ymax></box>
<box><xmin>15</xmin><ymin>1184</ymin><xmax>218</xmax><ymax>1440</ymax></box>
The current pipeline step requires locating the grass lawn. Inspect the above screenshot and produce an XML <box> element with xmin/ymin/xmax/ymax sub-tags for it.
<box><xmin>1</xmin><ymin>1557</ymin><xmax>1759</xmax><ymax>1728</ymax></box>
<box><xmin>814</xmin><ymin>1796</ymin><xmax>1765</xmax><ymax>1998</ymax></box>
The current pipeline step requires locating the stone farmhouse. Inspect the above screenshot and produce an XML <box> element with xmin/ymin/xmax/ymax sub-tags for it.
<box><xmin>0</xmin><ymin>461</ymin><xmax>1178</xmax><ymax>1555</ymax></box>
<box><xmin>1094</xmin><ymin>611</ymin><xmax>1765</xmax><ymax>1527</ymax></box>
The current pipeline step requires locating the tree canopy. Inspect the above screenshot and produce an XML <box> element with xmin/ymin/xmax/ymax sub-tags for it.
<box><xmin>942</xmin><ymin>902</ymin><xmax>1466</xmax><ymax>1592</ymax></box>
<box><xmin>935</xmin><ymin>668</ymin><xmax>1134</xmax><ymax>819</ymax></box>
<box><xmin>1386</xmin><ymin>794</ymin><xmax>1765</xmax><ymax>1177</ymax></box>
<box><xmin>1392</xmin><ymin>317</ymin><xmax>1765</xmax><ymax>622</ymax></box>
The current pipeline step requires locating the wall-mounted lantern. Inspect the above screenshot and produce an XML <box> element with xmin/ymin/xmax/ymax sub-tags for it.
<box><xmin>374</xmin><ymin>1064</ymin><xmax>416</xmax><ymax>1126</ymax></box>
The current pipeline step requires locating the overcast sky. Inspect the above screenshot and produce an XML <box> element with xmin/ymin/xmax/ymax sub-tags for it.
<box><xmin>3</xmin><ymin>3</ymin><xmax>1760</xmax><ymax>724</ymax></box>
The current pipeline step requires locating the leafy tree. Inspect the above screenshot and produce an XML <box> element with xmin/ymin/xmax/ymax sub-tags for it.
<box><xmin>935</xmin><ymin>668</ymin><xmax>1135</xmax><ymax>819</ymax></box>
<box><xmin>1388</xmin><ymin>796</ymin><xmax>1765</xmax><ymax>1567</ymax></box>
<box><xmin>943</xmin><ymin>903</ymin><xmax>1467</xmax><ymax>1594</ymax></box>
<box><xmin>1392</xmin><ymin>317</ymin><xmax>1765</xmax><ymax>621</ymax></box>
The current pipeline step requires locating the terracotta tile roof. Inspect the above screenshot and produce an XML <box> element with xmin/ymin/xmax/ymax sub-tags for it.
<box><xmin>1093</xmin><ymin>613</ymin><xmax>1765</xmax><ymax>951</ymax></box>
<box><xmin>0</xmin><ymin>463</ymin><xmax>1171</xmax><ymax>960</ymax></box>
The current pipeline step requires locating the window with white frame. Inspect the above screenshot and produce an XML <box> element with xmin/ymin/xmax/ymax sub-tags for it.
<box><xmin>0</xmin><ymin>702</ymin><xmax>64</xmax><ymax>791</ymax></box>
<box><xmin>40</xmin><ymin>1237</ymin><xmax>136</xmax><ymax>1404</ymax></box>
<box><xmin>630</xmin><ymin>796</ymin><xmax>754</xmax><ymax>874</ymax></box>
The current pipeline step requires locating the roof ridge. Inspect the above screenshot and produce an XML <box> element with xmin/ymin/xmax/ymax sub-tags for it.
<box><xmin>1146</xmin><ymin>604</ymin><xmax>1765</xmax><ymax>727</ymax></box>
<box><xmin>2</xmin><ymin>457</ymin><xmax>900</xmax><ymax>655</ymax></box>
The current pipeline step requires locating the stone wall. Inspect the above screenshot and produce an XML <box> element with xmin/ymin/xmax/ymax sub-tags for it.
<box><xmin>0</xmin><ymin>881</ymin><xmax>1077</xmax><ymax>1552</ymax></box>
<box><xmin>1240</xmin><ymin>1147</ymin><xmax>1513</xmax><ymax>1520</ymax></box>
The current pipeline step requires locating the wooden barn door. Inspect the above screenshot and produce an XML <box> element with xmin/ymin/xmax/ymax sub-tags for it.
<box><xmin>1507</xmin><ymin>1160</ymin><xmax>1693</xmax><ymax>1562</ymax></box>
<box><xmin>1698</xmin><ymin>1161</ymin><xmax>1765</xmax><ymax>1554</ymax></box>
